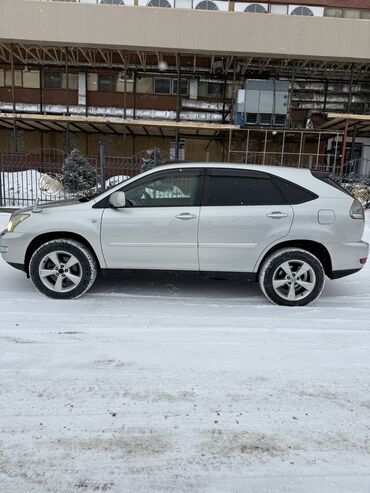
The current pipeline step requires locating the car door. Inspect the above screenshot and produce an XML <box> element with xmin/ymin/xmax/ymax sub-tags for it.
<box><xmin>198</xmin><ymin>168</ymin><xmax>294</xmax><ymax>272</ymax></box>
<box><xmin>101</xmin><ymin>168</ymin><xmax>204</xmax><ymax>270</ymax></box>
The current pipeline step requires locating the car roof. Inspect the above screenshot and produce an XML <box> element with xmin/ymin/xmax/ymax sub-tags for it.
<box><xmin>159</xmin><ymin>162</ymin><xmax>316</xmax><ymax>175</ymax></box>
<box><xmin>95</xmin><ymin>162</ymin><xmax>347</xmax><ymax>201</ymax></box>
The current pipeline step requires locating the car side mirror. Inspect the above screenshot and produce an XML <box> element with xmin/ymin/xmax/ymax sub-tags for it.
<box><xmin>109</xmin><ymin>191</ymin><xmax>126</xmax><ymax>208</ymax></box>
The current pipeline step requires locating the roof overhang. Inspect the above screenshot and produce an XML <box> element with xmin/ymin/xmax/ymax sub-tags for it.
<box><xmin>320</xmin><ymin>113</ymin><xmax>370</xmax><ymax>136</ymax></box>
<box><xmin>1</xmin><ymin>0</ymin><xmax>370</xmax><ymax>64</ymax></box>
<box><xmin>0</xmin><ymin>113</ymin><xmax>237</xmax><ymax>139</ymax></box>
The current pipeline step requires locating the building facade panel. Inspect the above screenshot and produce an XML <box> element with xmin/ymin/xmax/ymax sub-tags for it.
<box><xmin>1</xmin><ymin>0</ymin><xmax>370</xmax><ymax>62</ymax></box>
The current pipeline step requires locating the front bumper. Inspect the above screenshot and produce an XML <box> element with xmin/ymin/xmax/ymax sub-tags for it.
<box><xmin>0</xmin><ymin>229</ymin><xmax>30</xmax><ymax>270</ymax></box>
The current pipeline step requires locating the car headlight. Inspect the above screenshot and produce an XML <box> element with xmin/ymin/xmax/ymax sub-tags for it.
<box><xmin>7</xmin><ymin>214</ymin><xmax>30</xmax><ymax>232</ymax></box>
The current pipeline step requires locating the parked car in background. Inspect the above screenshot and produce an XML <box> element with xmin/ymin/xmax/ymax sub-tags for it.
<box><xmin>0</xmin><ymin>163</ymin><xmax>368</xmax><ymax>306</ymax></box>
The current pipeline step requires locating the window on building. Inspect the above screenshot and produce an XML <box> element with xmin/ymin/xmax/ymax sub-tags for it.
<box><xmin>195</xmin><ymin>1</ymin><xmax>218</xmax><ymax>10</ymax></box>
<box><xmin>361</xmin><ymin>10</ymin><xmax>370</xmax><ymax>19</ymax></box>
<box><xmin>207</xmin><ymin>82</ymin><xmax>223</xmax><ymax>98</ymax></box>
<box><xmin>147</xmin><ymin>0</ymin><xmax>171</xmax><ymax>7</ymax></box>
<box><xmin>244</xmin><ymin>4</ymin><xmax>267</xmax><ymax>14</ymax></box>
<box><xmin>43</xmin><ymin>72</ymin><xmax>62</xmax><ymax>89</ymax></box>
<box><xmin>291</xmin><ymin>6</ymin><xmax>314</xmax><ymax>16</ymax></box>
<box><xmin>172</xmin><ymin>79</ymin><xmax>189</xmax><ymax>96</ymax></box>
<box><xmin>100</xmin><ymin>0</ymin><xmax>125</xmax><ymax>4</ymax></box>
<box><xmin>343</xmin><ymin>8</ymin><xmax>361</xmax><ymax>19</ymax></box>
<box><xmin>324</xmin><ymin>7</ymin><xmax>343</xmax><ymax>18</ymax></box>
<box><xmin>4</xmin><ymin>70</ymin><xmax>23</xmax><ymax>87</ymax></box>
<box><xmin>197</xmin><ymin>81</ymin><xmax>223</xmax><ymax>98</ymax></box>
<box><xmin>204</xmin><ymin>170</ymin><xmax>284</xmax><ymax>206</ymax></box>
<box><xmin>98</xmin><ymin>74</ymin><xmax>117</xmax><ymax>92</ymax></box>
<box><xmin>170</xmin><ymin>139</ymin><xmax>186</xmax><ymax>161</ymax></box>
<box><xmin>154</xmin><ymin>78</ymin><xmax>171</xmax><ymax>94</ymax></box>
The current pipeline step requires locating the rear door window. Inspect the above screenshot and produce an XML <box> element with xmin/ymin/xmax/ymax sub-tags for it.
<box><xmin>203</xmin><ymin>169</ymin><xmax>286</xmax><ymax>206</ymax></box>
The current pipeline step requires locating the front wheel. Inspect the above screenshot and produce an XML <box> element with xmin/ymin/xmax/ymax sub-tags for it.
<box><xmin>29</xmin><ymin>239</ymin><xmax>97</xmax><ymax>299</ymax></box>
<box><xmin>259</xmin><ymin>248</ymin><xmax>325</xmax><ymax>306</ymax></box>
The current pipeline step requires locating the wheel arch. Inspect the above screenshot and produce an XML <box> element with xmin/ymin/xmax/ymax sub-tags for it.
<box><xmin>256</xmin><ymin>239</ymin><xmax>333</xmax><ymax>277</ymax></box>
<box><xmin>25</xmin><ymin>232</ymin><xmax>101</xmax><ymax>276</ymax></box>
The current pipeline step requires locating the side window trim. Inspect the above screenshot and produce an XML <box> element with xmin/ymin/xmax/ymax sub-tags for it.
<box><xmin>208</xmin><ymin>168</ymin><xmax>270</xmax><ymax>179</ymax></box>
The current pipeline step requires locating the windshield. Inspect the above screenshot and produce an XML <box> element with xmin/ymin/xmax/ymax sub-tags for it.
<box><xmin>79</xmin><ymin>192</ymin><xmax>101</xmax><ymax>202</ymax></box>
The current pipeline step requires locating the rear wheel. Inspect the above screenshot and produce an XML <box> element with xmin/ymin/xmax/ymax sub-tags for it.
<box><xmin>259</xmin><ymin>248</ymin><xmax>325</xmax><ymax>306</ymax></box>
<box><xmin>29</xmin><ymin>239</ymin><xmax>97</xmax><ymax>299</ymax></box>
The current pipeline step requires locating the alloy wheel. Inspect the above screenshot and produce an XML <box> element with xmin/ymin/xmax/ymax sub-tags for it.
<box><xmin>272</xmin><ymin>259</ymin><xmax>316</xmax><ymax>302</ymax></box>
<box><xmin>38</xmin><ymin>250</ymin><xmax>83</xmax><ymax>293</ymax></box>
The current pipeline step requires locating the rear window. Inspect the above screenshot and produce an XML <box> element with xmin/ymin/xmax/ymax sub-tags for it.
<box><xmin>273</xmin><ymin>177</ymin><xmax>318</xmax><ymax>205</ymax></box>
<box><xmin>203</xmin><ymin>170</ymin><xmax>286</xmax><ymax>206</ymax></box>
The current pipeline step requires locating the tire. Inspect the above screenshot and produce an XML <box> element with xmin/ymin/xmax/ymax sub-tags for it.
<box><xmin>29</xmin><ymin>239</ymin><xmax>97</xmax><ymax>299</ymax></box>
<box><xmin>259</xmin><ymin>248</ymin><xmax>325</xmax><ymax>307</ymax></box>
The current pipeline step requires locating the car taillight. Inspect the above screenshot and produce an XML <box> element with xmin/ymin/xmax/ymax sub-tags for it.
<box><xmin>350</xmin><ymin>199</ymin><xmax>365</xmax><ymax>220</ymax></box>
<box><xmin>360</xmin><ymin>258</ymin><xmax>367</xmax><ymax>265</ymax></box>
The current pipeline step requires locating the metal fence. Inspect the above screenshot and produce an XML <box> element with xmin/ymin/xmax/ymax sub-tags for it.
<box><xmin>0</xmin><ymin>150</ymin><xmax>98</xmax><ymax>207</ymax></box>
<box><xmin>1</xmin><ymin>148</ymin><xmax>370</xmax><ymax>208</ymax></box>
<box><xmin>339</xmin><ymin>158</ymin><xmax>370</xmax><ymax>178</ymax></box>
<box><xmin>0</xmin><ymin>148</ymin><xmax>173</xmax><ymax>207</ymax></box>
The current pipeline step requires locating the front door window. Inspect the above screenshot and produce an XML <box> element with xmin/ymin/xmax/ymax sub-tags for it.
<box><xmin>124</xmin><ymin>170</ymin><xmax>202</xmax><ymax>207</ymax></box>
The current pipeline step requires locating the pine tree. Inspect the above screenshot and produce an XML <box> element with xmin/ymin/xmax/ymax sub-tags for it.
<box><xmin>141</xmin><ymin>148</ymin><xmax>164</xmax><ymax>172</ymax></box>
<box><xmin>63</xmin><ymin>149</ymin><xmax>97</xmax><ymax>195</ymax></box>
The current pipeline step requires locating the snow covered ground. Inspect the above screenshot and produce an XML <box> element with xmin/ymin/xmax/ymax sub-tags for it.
<box><xmin>0</xmin><ymin>212</ymin><xmax>369</xmax><ymax>493</ymax></box>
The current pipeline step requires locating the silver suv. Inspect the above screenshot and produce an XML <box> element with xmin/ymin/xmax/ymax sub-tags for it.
<box><xmin>0</xmin><ymin>164</ymin><xmax>368</xmax><ymax>306</ymax></box>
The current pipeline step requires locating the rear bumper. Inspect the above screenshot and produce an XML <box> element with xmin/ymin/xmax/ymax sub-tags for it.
<box><xmin>324</xmin><ymin>240</ymin><xmax>369</xmax><ymax>272</ymax></box>
<box><xmin>7</xmin><ymin>262</ymin><xmax>26</xmax><ymax>272</ymax></box>
<box><xmin>329</xmin><ymin>268</ymin><xmax>362</xmax><ymax>280</ymax></box>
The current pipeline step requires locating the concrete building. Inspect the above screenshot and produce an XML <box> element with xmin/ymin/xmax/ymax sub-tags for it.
<box><xmin>0</xmin><ymin>0</ymin><xmax>370</xmax><ymax>178</ymax></box>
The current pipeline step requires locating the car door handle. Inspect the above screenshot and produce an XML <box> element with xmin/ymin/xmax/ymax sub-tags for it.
<box><xmin>175</xmin><ymin>213</ymin><xmax>197</xmax><ymax>220</ymax></box>
<box><xmin>266</xmin><ymin>211</ymin><xmax>289</xmax><ymax>219</ymax></box>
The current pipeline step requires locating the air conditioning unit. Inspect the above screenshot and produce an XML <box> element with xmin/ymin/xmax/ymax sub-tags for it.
<box><xmin>288</xmin><ymin>5</ymin><xmax>324</xmax><ymax>17</ymax></box>
<box><xmin>193</xmin><ymin>0</ymin><xmax>228</xmax><ymax>11</ymax></box>
<box><xmin>234</xmin><ymin>3</ymin><xmax>268</xmax><ymax>13</ymax></box>
<box><xmin>138</xmin><ymin>0</ymin><xmax>174</xmax><ymax>7</ymax></box>
<box><xmin>234</xmin><ymin>79</ymin><xmax>290</xmax><ymax>128</ymax></box>
<box><xmin>97</xmin><ymin>0</ymin><xmax>135</xmax><ymax>5</ymax></box>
